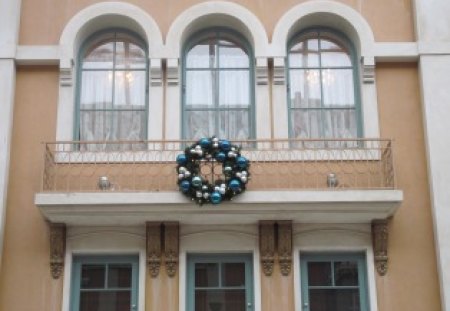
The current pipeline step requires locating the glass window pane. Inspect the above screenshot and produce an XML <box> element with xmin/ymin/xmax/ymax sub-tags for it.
<box><xmin>185</xmin><ymin>110</ymin><xmax>215</xmax><ymax>140</ymax></box>
<box><xmin>289</xmin><ymin>69</ymin><xmax>321</xmax><ymax>108</ymax></box>
<box><xmin>80</xmin><ymin>291</ymin><xmax>131</xmax><ymax>311</ymax></box>
<box><xmin>115</xmin><ymin>39</ymin><xmax>146</xmax><ymax>69</ymax></box>
<box><xmin>289</xmin><ymin>35</ymin><xmax>319</xmax><ymax>68</ymax></box>
<box><xmin>79</xmin><ymin>111</ymin><xmax>112</xmax><ymax>142</ymax></box>
<box><xmin>111</xmin><ymin>111</ymin><xmax>146</xmax><ymax>142</ymax></box>
<box><xmin>113</xmin><ymin>71</ymin><xmax>146</xmax><ymax>108</ymax></box>
<box><xmin>219</xmin><ymin>110</ymin><xmax>249</xmax><ymax>140</ymax></box>
<box><xmin>320</xmin><ymin>36</ymin><xmax>351</xmax><ymax>67</ymax></box>
<box><xmin>186</xmin><ymin>39</ymin><xmax>216</xmax><ymax>69</ymax></box>
<box><xmin>195</xmin><ymin>263</ymin><xmax>219</xmax><ymax>287</ymax></box>
<box><xmin>322</xmin><ymin>109</ymin><xmax>357</xmax><ymax>139</ymax></box>
<box><xmin>81</xmin><ymin>265</ymin><xmax>105</xmax><ymax>289</ymax></box>
<box><xmin>322</xmin><ymin>69</ymin><xmax>355</xmax><ymax>107</ymax></box>
<box><xmin>222</xmin><ymin>263</ymin><xmax>245</xmax><ymax>287</ymax></box>
<box><xmin>307</xmin><ymin>262</ymin><xmax>332</xmax><ymax>286</ymax></box>
<box><xmin>309</xmin><ymin>289</ymin><xmax>360</xmax><ymax>311</ymax></box>
<box><xmin>80</xmin><ymin>71</ymin><xmax>113</xmax><ymax>109</ymax></box>
<box><xmin>108</xmin><ymin>264</ymin><xmax>132</xmax><ymax>288</ymax></box>
<box><xmin>185</xmin><ymin>71</ymin><xmax>214</xmax><ymax>108</ymax></box>
<box><xmin>334</xmin><ymin>261</ymin><xmax>359</xmax><ymax>286</ymax></box>
<box><xmin>219</xmin><ymin>40</ymin><xmax>249</xmax><ymax>68</ymax></box>
<box><xmin>83</xmin><ymin>41</ymin><xmax>114</xmax><ymax>69</ymax></box>
<box><xmin>195</xmin><ymin>289</ymin><xmax>246</xmax><ymax>311</ymax></box>
<box><xmin>219</xmin><ymin>71</ymin><xmax>250</xmax><ymax>107</ymax></box>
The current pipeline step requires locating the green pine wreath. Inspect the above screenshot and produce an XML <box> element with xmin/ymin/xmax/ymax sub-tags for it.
<box><xmin>176</xmin><ymin>136</ymin><xmax>250</xmax><ymax>205</ymax></box>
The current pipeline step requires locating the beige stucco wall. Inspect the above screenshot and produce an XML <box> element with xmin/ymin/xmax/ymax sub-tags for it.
<box><xmin>18</xmin><ymin>0</ymin><xmax>414</xmax><ymax>45</ymax></box>
<box><xmin>375</xmin><ymin>63</ymin><xmax>441</xmax><ymax>311</ymax></box>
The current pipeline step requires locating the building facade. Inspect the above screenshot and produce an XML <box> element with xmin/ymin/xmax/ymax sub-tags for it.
<box><xmin>0</xmin><ymin>0</ymin><xmax>448</xmax><ymax>310</ymax></box>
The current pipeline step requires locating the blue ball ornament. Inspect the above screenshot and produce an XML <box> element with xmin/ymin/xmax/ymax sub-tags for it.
<box><xmin>176</xmin><ymin>154</ymin><xmax>187</xmax><ymax>165</ymax></box>
<box><xmin>180</xmin><ymin>180</ymin><xmax>190</xmax><ymax>192</ymax></box>
<box><xmin>216</xmin><ymin>152</ymin><xmax>226</xmax><ymax>162</ymax></box>
<box><xmin>236</xmin><ymin>156</ymin><xmax>248</xmax><ymax>168</ymax></box>
<box><xmin>229</xmin><ymin>179</ymin><xmax>241</xmax><ymax>191</ymax></box>
<box><xmin>199</xmin><ymin>138</ymin><xmax>210</xmax><ymax>148</ymax></box>
<box><xmin>192</xmin><ymin>176</ymin><xmax>203</xmax><ymax>188</ymax></box>
<box><xmin>220</xmin><ymin>140</ymin><xmax>231</xmax><ymax>151</ymax></box>
<box><xmin>210</xmin><ymin>191</ymin><xmax>222</xmax><ymax>204</ymax></box>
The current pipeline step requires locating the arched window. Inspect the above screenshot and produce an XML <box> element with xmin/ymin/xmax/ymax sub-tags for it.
<box><xmin>287</xmin><ymin>29</ymin><xmax>361</xmax><ymax>139</ymax></box>
<box><xmin>76</xmin><ymin>30</ymin><xmax>148</xmax><ymax>144</ymax></box>
<box><xmin>182</xmin><ymin>29</ymin><xmax>254</xmax><ymax>140</ymax></box>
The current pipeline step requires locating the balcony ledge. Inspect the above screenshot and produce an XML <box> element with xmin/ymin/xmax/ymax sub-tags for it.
<box><xmin>35</xmin><ymin>190</ymin><xmax>403</xmax><ymax>226</ymax></box>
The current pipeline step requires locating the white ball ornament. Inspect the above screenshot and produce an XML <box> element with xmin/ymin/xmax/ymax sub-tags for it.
<box><xmin>203</xmin><ymin>192</ymin><xmax>210</xmax><ymax>199</ymax></box>
<box><xmin>190</xmin><ymin>149</ymin><xmax>196</xmax><ymax>154</ymax></box>
<box><xmin>242</xmin><ymin>171</ymin><xmax>248</xmax><ymax>176</ymax></box>
<box><xmin>241</xmin><ymin>176</ymin><xmax>248</xmax><ymax>183</ymax></box>
<box><xmin>179</xmin><ymin>167</ymin><xmax>186</xmax><ymax>174</ymax></box>
<box><xmin>219</xmin><ymin>188</ymin><xmax>226</xmax><ymax>195</ymax></box>
<box><xmin>178</xmin><ymin>173</ymin><xmax>184</xmax><ymax>180</ymax></box>
<box><xmin>196</xmin><ymin>191</ymin><xmax>203</xmax><ymax>198</ymax></box>
<box><xmin>184</xmin><ymin>171</ymin><xmax>191</xmax><ymax>178</ymax></box>
<box><xmin>236</xmin><ymin>172</ymin><xmax>242</xmax><ymax>178</ymax></box>
<box><xmin>214</xmin><ymin>186</ymin><xmax>220</xmax><ymax>192</ymax></box>
<box><xmin>213</xmin><ymin>142</ymin><xmax>219</xmax><ymax>148</ymax></box>
<box><xmin>228</xmin><ymin>151</ymin><xmax>236</xmax><ymax>158</ymax></box>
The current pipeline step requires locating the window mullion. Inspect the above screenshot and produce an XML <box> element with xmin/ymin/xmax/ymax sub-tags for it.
<box><xmin>318</xmin><ymin>32</ymin><xmax>326</xmax><ymax>139</ymax></box>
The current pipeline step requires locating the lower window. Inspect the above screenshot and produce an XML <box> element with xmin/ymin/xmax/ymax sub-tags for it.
<box><xmin>300</xmin><ymin>253</ymin><xmax>369</xmax><ymax>311</ymax></box>
<box><xmin>71</xmin><ymin>255</ymin><xmax>139</xmax><ymax>311</ymax></box>
<box><xmin>187</xmin><ymin>254</ymin><xmax>254</xmax><ymax>311</ymax></box>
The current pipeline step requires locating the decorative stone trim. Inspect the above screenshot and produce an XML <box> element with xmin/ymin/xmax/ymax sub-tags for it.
<box><xmin>256</xmin><ymin>58</ymin><xmax>269</xmax><ymax>86</ymax></box>
<box><xmin>277</xmin><ymin>221</ymin><xmax>292</xmax><ymax>276</ymax></box>
<box><xmin>259</xmin><ymin>221</ymin><xmax>275</xmax><ymax>276</ymax></box>
<box><xmin>146</xmin><ymin>222</ymin><xmax>162</xmax><ymax>277</ymax></box>
<box><xmin>167</xmin><ymin>58</ymin><xmax>179</xmax><ymax>86</ymax></box>
<box><xmin>164</xmin><ymin>222</ymin><xmax>179</xmax><ymax>277</ymax></box>
<box><xmin>362</xmin><ymin>57</ymin><xmax>376</xmax><ymax>84</ymax></box>
<box><xmin>49</xmin><ymin>223</ymin><xmax>66</xmax><ymax>279</ymax></box>
<box><xmin>150</xmin><ymin>58</ymin><xmax>163</xmax><ymax>87</ymax></box>
<box><xmin>59</xmin><ymin>67</ymin><xmax>72</xmax><ymax>87</ymax></box>
<box><xmin>273</xmin><ymin>57</ymin><xmax>286</xmax><ymax>86</ymax></box>
<box><xmin>372</xmin><ymin>219</ymin><xmax>389</xmax><ymax>276</ymax></box>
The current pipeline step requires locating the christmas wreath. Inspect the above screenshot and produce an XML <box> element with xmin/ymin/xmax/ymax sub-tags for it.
<box><xmin>176</xmin><ymin>136</ymin><xmax>250</xmax><ymax>205</ymax></box>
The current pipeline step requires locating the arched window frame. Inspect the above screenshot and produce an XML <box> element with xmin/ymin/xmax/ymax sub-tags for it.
<box><xmin>286</xmin><ymin>28</ymin><xmax>362</xmax><ymax>139</ymax></box>
<box><xmin>181</xmin><ymin>27</ymin><xmax>256</xmax><ymax>140</ymax></box>
<box><xmin>74</xmin><ymin>28</ymin><xmax>149</xmax><ymax>142</ymax></box>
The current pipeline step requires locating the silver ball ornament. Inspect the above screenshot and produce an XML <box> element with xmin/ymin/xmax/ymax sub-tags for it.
<box><xmin>196</xmin><ymin>191</ymin><xmax>203</xmax><ymax>198</ymax></box>
<box><xmin>236</xmin><ymin>172</ymin><xmax>242</xmax><ymax>178</ymax></box>
<box><xmin>213</xmin><ymin>142</ymin><xmax>219</xmax><ymax>148</ymax></box>
<box><xmin>241</xmin><ymin>176</ymin><xmax>248</xmax><ymax>183</ymax></box>
<box><xmin>219</xmin><ymin>188</ymin><xmax>226</xmax><ymax>195</ymax></box>
<box><xmin>203</xmin><ymin>192</ymin><xmax>210</xmax><ymax>199</ymax></box>
<box><xmin>228</xmin><ymin>151</ymin><xmax>236</xmax><ymax>158</ymax></box>
<box><xmin>190</xmin><ymin>148</ymin><xmax>196</xmax><ymax>154</ymax></box>
<box><xmin>179</xmin><ymin>167</ymin><xmax>187</xmax><ymax>174</ymax></box>
<box><xmin>178</xmin><ymin>173</ymin><xmax>184</xmax><ymax>180</ymax></box>
<box><xmin>184</xmin><ymin>171</ymin><xmax>191</xmax><ymax>178</ymax></box>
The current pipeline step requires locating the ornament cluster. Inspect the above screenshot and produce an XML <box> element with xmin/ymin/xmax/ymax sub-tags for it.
<box><xmin>176</xmin><ymin>136</ymin><xmax>250</xmax><ymax>205</ymax></box>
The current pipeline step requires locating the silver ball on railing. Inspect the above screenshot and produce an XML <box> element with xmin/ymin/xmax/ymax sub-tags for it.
<box><xmin>327</xmin><ymin>173</ymin><xmax>338</xmax><ymax>188</ymax></box>
<box><xmin>98</xmin><ymin>176</ymin><xmax>111</xmax><ymax>190</ymax></box>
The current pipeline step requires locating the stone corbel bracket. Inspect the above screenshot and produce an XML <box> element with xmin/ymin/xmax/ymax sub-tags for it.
<box><xmin>59</xmin><ymin>67</ymin><xmax>73</xmax><ymax>87</ymax></box>
<box><xmin>277</xmin><ymin>221</ymin><xmax>292</xmax><ymax>276</ymax></box>
<box><xmin>146</xmin><ymin>222</ymin><xmax>162</xmax><ymax>278</ymax></box>
<box><xmin>164</xmin><ymin>222</ymin><xmax>179</xmax><ymax>278</ymax></box>
<box><xmin>150</xmin><ymin>58</ymin><xmax>163</xmax><ymax>87</ymax></box>
<box><xmin>49</xmin><ymin>223</ymin><xmax>66</xmax><ymax>279</ymax></box>
<box><xmin>259</xmin><ymin>221</ymin><xmax>275</xmax><ymax>276</ymax></box>
<box><xmin>372</xmin><ymin>219</ymin><xmax>389</xmax><ymax>276</ymax></box>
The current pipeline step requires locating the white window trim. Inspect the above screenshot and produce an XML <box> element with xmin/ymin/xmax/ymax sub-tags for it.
<box><xmin>271</xmin><ymin>0</ymin><xmax>380</xmax><ymax>140</ymax></box>
<box><xmin>179</xmin><ymin>225</ymin><xmax>262</xmax><ymax>311</ymax></box>
<box><xmin>61</xmin><ymin>227</ymin><xmax>146</xmax><ymax>311</ymax></box>
<box><xmin>56</xmin><ymin>2</ymin><xmax>164</xmax><ymax>142</ymax></box>
<box><xmin>292</xmin><ymin>224</ymin><xmax>378</xmax><ymax>311</ymax></box>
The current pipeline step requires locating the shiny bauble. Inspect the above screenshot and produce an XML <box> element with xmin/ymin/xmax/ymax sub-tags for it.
<box><xmin>176</xmin><ymin>154</ymin><xmax>187</xmax><ymax>165</ymax></box>
<box><xmin>190</xmin><ymin>148</ymin><xmax>196</xmax><ymax>154</ymax></box>
<box><xmin>241</xmin><ymin>171</ymin><xmax>248</xmax><ymax>176</ymax></box>
<box><xmin>236</xmin><ymin>156</ymin><xmax>248</xmax><ymax>168</ymax></box>
<box><xmin>224</xmin><ymin>166</ymin><xmax>233</xmax><ymax>175</ymax></box>
<box><xmin>202</xmin><ymin>185</ymin><xmax>209</xmax><ymax>191</ymax></box>
<box><xmin>178</xmin><ymin>173</ymin><xmax>184</xmax><ymax>180</ymax></box>
<box><xmin>214</xmin><ymin>186</ymin><xmax>220</xmax><ymax>192</ymax></box>
<box><xmin>210</xmin><ymin>191</ymin><xmax>222</xmax><ymax>204</ymax></box>
<box><xmin>212</xmin><ymin>142</ymin><xmax>219</xmax><ymax>148</ymax></box>
<box><xmin>184</xmin><ymin>171</ymin><xmax>191</xmax><ymax>178</ymax></box>
<box><xmin>196</xmin><ymin>150</ymin><xmax>203</xmax><ymax>157</ymax></box>
<box><xmin>220</xmin><ymin>140</ymin><xmax>231</xmax><ymax>151</ymax></box>
<box><xmin>219</xmin><ymin>187</ymin><xmax>226</xmax><ymax>195</ymax></box>
<box><xmin>192</xmin><ymin>176</ymin><xmax>202</xmax><ymax>188</ymax></box>
<box><xmin>229</xmin><ymin>179</ymin><xmax>241</xmax><ymax>191</ymax></box>
<box><xmin>178</xmin><ymin>167</ymin><xmax>187</xmax><ymax>174</ymax></box>
<box><xmin>195</xmin><ymin>145</ymin><xmax>202</xmax><ymax>151</ymax></box>
<box><xmin>241</xmin><ymin>176</ymin><xmax>248</xmax><ymax>183</ymax></box>
<box><xmin>203</xmin><ymin>192</ymin><xmax>210</xmax><ymax>199</ymax></box>
<box><xmin>180</xmin><ymin>180</ymin><xmax>190</xmax><ymax>192</ymax></box>
<box><xmin>196</xmin><ymin>191</ymin><xmax>203</xmax><ymax>198</ymax></box>
<box><xmin>212</xmin><ymin>137</ymin><xmax>219</xmax><ymax>143</ymax></box>
<box><xmin>228</xmin><ymin>151</ymin><xmax>236</xmax><ymax>158</ymax></box>
<box><xmin>199</xmin><ymin>138</ymin><xmax>210</xmax><ymax>148</ymax></box>
<box><xmin>216</xmin><ymin>152</ymin><xmax>226</xmax><ymax>162</ymax></box>
<box><xmin>236</xmin><ymin>172</ymin><xmax>242</xmax><ymax>178</ymax></box>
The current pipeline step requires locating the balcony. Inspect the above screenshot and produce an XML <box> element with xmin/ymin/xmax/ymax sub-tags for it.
<box><xmin>35</xmin><ymin>139</ymin><xmax>402</xmax><ymax>225</ymax></box>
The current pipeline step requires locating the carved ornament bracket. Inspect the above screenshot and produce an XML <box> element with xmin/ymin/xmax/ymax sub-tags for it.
<box><xmin>49</xmin><ymin>223</ymin><xmax>66</xmax><ymax>279</ymax></box>
<box><xmin>372</xmin><ymin>218</ymin><xmax>389</xmax><ymax>276</ymax></box>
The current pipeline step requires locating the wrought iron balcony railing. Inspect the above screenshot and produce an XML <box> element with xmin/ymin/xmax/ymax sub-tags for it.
<box><xmin>41</xmin><ymin>139</ymin><xmax>395</xmax><ymax>192</ymax></box>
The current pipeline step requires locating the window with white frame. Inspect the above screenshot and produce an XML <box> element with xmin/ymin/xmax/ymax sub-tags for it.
<box><xmin>70</xmin><ymin>255</ymin><xmax>139</xmax><ymax>311</ymax></box>
<box><xmin>76</xmin><ymin>30</ymin><xmax>148</xmax><ymax>147</ymax></box>
<box><xmin>182</xmin><ymin>29</ymin><xmax>255</xmax><ymax>140</ymax></box>
<box><xmin>287</xmin><ymin>29</ymin><xmax>361</xmax><ymax>139</ymax></box>
<box><xmin>187</xmin><ymin>254</ymin><xmax>254</xmax><ymax>311</ymax></box>
<box><xmin>300</xmin><ymin>253</ymin><xmax>369</xmax><ymax>311</ymax></box>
